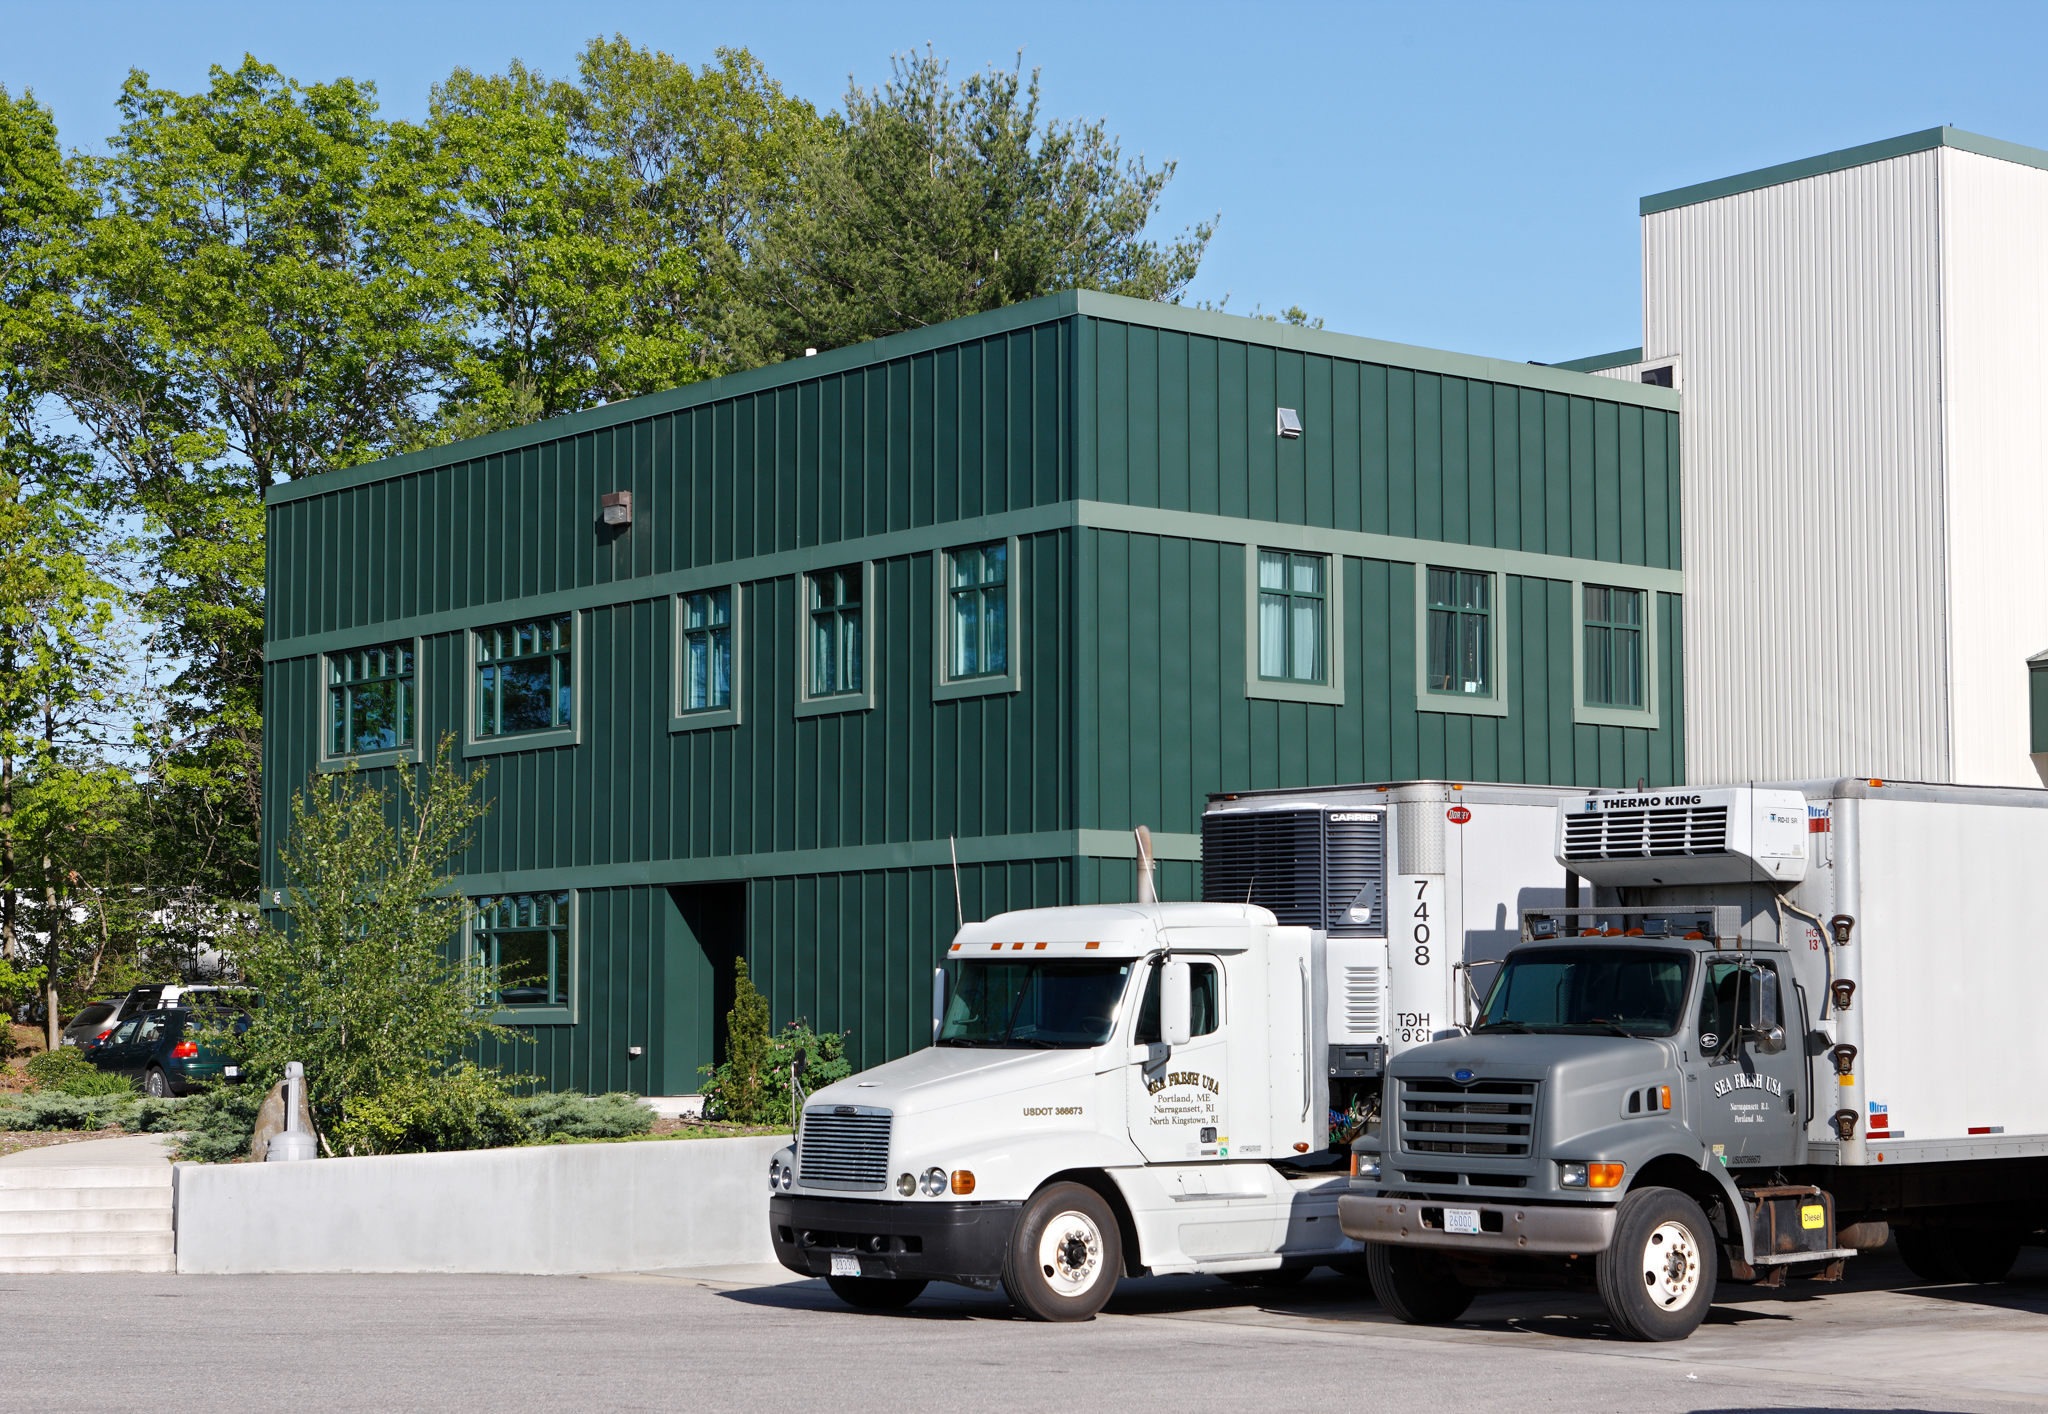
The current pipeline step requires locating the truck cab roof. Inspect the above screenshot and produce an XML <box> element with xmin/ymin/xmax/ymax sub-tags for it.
<box><xmin>953</xmin><ymin>902</ymin><xmax>1278</xmax><ymax>958</ymax></box>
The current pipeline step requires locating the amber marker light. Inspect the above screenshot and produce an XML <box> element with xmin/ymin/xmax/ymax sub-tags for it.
<box><xmin>950</xmin><ymin>1170</ymin><xmax>976</xmax><ymax>1195</ymax></box>
<box><xmin>1659</xmin><ymin>1086</ymin><xmax>1672</xmax><ymax>1110</ymax></box>
<box><xmin>1587</xmin><ymin>1163</ymin><xmax>1626</xmax><ymax>1188</ymax></box>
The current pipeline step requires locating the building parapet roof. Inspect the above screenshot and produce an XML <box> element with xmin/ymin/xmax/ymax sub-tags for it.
<box><xmin>1641</xmin><ymin>126</ymin><xmax>2048</xmax><ymax>217</ymax></box>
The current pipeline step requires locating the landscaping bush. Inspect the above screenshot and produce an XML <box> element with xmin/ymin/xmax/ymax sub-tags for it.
<box><xmin>329</xmin><ymin>1064</ymin><xmax>526</xmax><ymax>1156</ymax></box>
<box><xmin>702</xmin><ymin>1017</ymin><xmax>850</xmax><ymax>1127</ymax></box>
<box><xmin>23</xmin><ymin>1046</ymin><xmax>137</xmax><ymax>1097</ymax></box>
<box><xmin>514</xmin><ymin>1091</ymin><xmax>655</xmax><ymax>1141</ymax></box>
<box><xmin>0</xmin><ymin>1092</ymin><xmax>131</xmax><ymax>1131</ymax></box>
<box><xmin>144</xmin><ymin>1085</ymin><xmax>264</xmax><ymax>1163</ymax></box>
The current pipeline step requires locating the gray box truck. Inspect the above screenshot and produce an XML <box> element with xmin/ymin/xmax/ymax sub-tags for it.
<box><xmin>1339</xmin><ymin>778</ymin><xmax>2048</xmax><ymax>1340</ymax></box>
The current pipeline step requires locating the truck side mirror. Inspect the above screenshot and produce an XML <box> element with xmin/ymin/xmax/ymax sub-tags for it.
<box><xmin>1746</xmin><ymin>967</ymin><xmax>1786</xmax><ymax>1054</ymax></box>
<box><xmin>1162</xmin><ymin>959</ymin><xmax>1193</xmax><ymax>1047</ymax></box>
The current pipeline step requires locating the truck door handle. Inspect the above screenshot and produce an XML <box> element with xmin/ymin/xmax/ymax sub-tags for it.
<box><xmin>1300</xmin><ymin>958</ymin><xmax>1311</xmax><ymax>1120</ymax></box>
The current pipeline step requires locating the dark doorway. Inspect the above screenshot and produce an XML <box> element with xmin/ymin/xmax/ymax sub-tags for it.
<box><xmin>662</xmin><ymin>883</ymin><xmax>747</xmax><ymax>1096</ymax></box>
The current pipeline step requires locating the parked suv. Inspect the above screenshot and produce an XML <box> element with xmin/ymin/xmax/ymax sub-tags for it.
<box><xmin>59</xmin><ymin>997</ymin><xmax>131</xmax><ymax>1048</ymax></box>
<box><xmin>89</xmin><ymin>1005</ymin><xmax>252</xmax><ymax>1098</ymax></box>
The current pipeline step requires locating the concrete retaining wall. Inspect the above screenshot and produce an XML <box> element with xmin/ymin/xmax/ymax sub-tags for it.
<box><xmin>174</xmin><ymin>1135</ymin><xmax>784</xmax><ymax>1274</ymax></box>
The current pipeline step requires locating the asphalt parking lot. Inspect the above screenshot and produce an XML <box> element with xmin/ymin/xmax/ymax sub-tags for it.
<box><xmin>4</xmin><ymin>1245</ymin><xmax>2044</xmax><ymax>1412</ymax></box>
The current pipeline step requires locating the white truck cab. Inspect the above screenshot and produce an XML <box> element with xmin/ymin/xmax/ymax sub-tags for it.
<box><xmin>767</xmin><ymin>901</ymin><xmax>1359</xmax><ymax>1319</ymax></box>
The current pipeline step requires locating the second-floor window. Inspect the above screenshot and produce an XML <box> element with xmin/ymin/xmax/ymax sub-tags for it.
<box><xmin>1257</xmin><ymin>550</ymin><xmax>1326</xmax><ymax>683</ymax></box>
<box><xmin>1584</xmin><ymin>585</ymin><xmax>1645</xmax><ymax>709</ymax></box>
<box><xmin>1426</xmin><ymin>568</ymin><xmax>1491</xmax><ymax>697</ymax></box>
<box><xmin>808</xmin><ymin>565</ymin><xmax>863</xmax><ymax>697</ymax></box>
<box><xmin>682</xmin><ymin>589</ymin><xmax>733</xmax><ymax>711</ymax></box>
<box><xmin>947</xmin><ymin>542</ymin><xmax>1008</xmax><ymax>679</ymax></box>
<box><xmin>477</xmin><ymin>615</ymin><xmax>573</xmax><ymax>737</ymax></box>
<box><xmin>328</xmin><ymin>642</ymin><xmax>414</xmax><ymax>756</ymax></box>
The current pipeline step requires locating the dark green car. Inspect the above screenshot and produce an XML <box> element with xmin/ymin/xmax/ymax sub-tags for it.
<box><xmin>88</xmin><ymin>1006</ymin><xmax>251</xmax><ymax>1098</ymax></box>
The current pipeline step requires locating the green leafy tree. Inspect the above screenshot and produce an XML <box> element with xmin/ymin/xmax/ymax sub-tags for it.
<box><xmin>224</xmin><ymin>738</ymin><xmax>514</xmax><ymax>1131</ymax></box>
<box><xmin>416</xmin><ymin>38</ymin><xmax>826</xmax><ymax>440</ymax></box>
<box><xmin>50</xmin><ymin>59</ymin><xmax>473</xmax><ymax>911</ymax></box>
<box><xmin>721</xmin><ymin>50</ymin><xmax>1212</xmax><ymax>368</ymax></box>
<box><xmin>706</xmin><ymin>955</ymin><xmax>773</xmax><ymax>1122</ymax></box>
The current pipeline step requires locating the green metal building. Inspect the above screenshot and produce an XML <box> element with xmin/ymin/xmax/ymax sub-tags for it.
<box><xmin>261</xmin><ymin>290</ymin><xmax>1685</xmax><ymax>1092</ymax></box>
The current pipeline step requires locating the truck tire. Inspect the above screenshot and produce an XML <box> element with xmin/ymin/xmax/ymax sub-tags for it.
<box><xmin>1897</xmin><ymin>1228</ymin><xmax>2020</xmax><ymax>1284</ymax></box>
<box><xmin>824</xmin><ymin>1274</ymin><xmax>928</xmax><ymax>1309</ymax></box>
<box><xmin>1595</xmin><ymin>1187</ymin><xmax>1717</xmax><ymax>1342</ymax></box>
<box><xmin>1364</xmin><ymin>1242</ymin><xmax>1473</xmax><ymax>1323</ymax></box>
<box><xmin>1001</xmin><ymin>1182</ymin><xmax>1121</xmax><ymax>1321</ymax></box>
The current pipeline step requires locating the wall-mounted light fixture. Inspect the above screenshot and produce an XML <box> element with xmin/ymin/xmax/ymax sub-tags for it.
<box><xmin>1277</xmin><ymin>407</ymin><xmax>1303</xmax><ymax>439</ymax></box>
<box><xmin>600</xmin><ymin>491</ymin><xmax>632</xmax><ymax>526</ymax></box>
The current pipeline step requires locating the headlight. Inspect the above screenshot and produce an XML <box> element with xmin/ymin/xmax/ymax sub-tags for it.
<box><xmin>1558</xmin><ymin>1161</ymin><xmax>1625</xmax><ymax>1189</ymax></box>
<box><xmin>1349</xmin><ymin>1153</ymin><xmax>1380</xmax><ymax>1180</ymax></box>
<box><xmin>781</xmin><ymin>1165</ymin><xmax>793</xmax><ymax>1190</ymax></box>
<box><xmin>920</xmin><ymin>1166</ymin><xmax>947</xmax><ymax>1196</ymax></box>
<box><xmin>769</xmin><ymin>1160</ymin><xmax>783</xmax><ymax>1191</ymax></box>
<box><xmin>1559</xmin><ymin>1162</ymin><xmax>1588</xmax><ymax>1187</ymax></box>
<box><xmin>896</xmin><ymin>1173</ymin><xmax>917</xmax><ymax>1197</ymax></box>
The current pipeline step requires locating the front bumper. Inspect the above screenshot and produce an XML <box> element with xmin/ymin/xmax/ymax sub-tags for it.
<box><xmin>770</xmin><ymin>1194</ymin><xmax>1022</xmax><ymax>1284</ymax></box>
<box><xmin>1338</xmin><ymin>1193</ymin><xmax>1618</xmax><ymax>1256</ymax></box>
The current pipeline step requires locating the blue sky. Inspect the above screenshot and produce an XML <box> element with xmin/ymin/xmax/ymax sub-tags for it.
<box><xmin>5</xmin><ymin>0</ymin><xmax>2046</xmax><ymax>365</ymax></box>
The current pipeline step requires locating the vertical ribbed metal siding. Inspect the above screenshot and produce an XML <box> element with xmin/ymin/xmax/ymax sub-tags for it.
<box><xmin>1644</xmin><ymin>150</ymin><xmax>1949</xmax><ymax>784</ymax></box>
<box><xmin>1935</xmin><ymin>147</ymin><xmax>2048</xmax><ymax>787</ymax></box>
<box><xmin>1082</xmin><ymin>318</ymin><xmax>1682</xmax><ymax>569</ymax></box>
<box><xmin>1077</xmin><ymin>531</ymin><xmax>1685</xmax><ymax>836</ymax></box>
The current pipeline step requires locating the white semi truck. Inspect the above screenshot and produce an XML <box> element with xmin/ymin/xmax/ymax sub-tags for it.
<box><xmin>1341</xmin><ymin>778</ymin><xmax>2048</xmax><ymax>1340</ymax></box>
<box><xmin>766</xmin><ymin>782</ymin><xmax>1579</xmax><ymax>1318</ymax></box>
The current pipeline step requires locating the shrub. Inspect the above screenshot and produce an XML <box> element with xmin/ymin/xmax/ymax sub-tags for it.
<box><xmin>0</xmin><ymin>1092</ymin><xmax>131</xmax><ymax>1131</ymax></box>
<box><xmin>704</xmin><ymin>957</ymin><xmax>773</xmax><ymax>1122</ymax></box>
<box><xmin>329</xmin><ymin>1064</ymin><xmax>525</xmax><ymax>1156</ymax></box>
<box><xmin>23</xmin><ymin>1046</ymin><xmax>138</xmax><ymax>1097</ymax></box>
<box><xmin>702</xmin><ymin>1020</ymin><xmax>850</xmax><ymax>1127</ymax></box>
<box><xmin>514</xmin><ymin>1091</ymin><xmax>655</xmax><ymax>1142</ymax></box>
<box><xmin>152</xmin><ymin>1085</ymin><xmax>265</xmax><ymax>1163</ymax></box>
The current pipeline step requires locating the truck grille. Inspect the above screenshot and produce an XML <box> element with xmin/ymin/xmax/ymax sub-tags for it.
<box><xmin>797</xmin><ymin>1109</ymin><xmax>892</xmax><ymax>1191</ymax></box>
<box><xmin>1563</xmin><ymin>806</ymin><xmax>1728</xmax><ymax>861</ymax></box>
<box><xmin>1395</xmin><ymin>1078</ymin><xmax>1538</xmax><ymax>1189</ymax></box>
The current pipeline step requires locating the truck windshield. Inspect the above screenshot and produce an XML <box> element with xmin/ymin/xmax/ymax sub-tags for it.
<box><xmin>1475</xmin><ymin>946</ymin><xmax>1692</xmax><ymax>1037</ymax></box>
<box><xmin>939</xmin><ymin>960</ymin><xmax>1134</xmax><ymax>1049</ymax></box>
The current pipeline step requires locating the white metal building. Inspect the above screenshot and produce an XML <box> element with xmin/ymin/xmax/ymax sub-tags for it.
<box><xmin>1562</xmin><ymin>128</ymin><xmax>2048</xmax><ymax>789</ymax></box>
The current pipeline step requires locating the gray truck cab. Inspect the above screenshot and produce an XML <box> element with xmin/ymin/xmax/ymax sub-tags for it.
<box><xmin>1341</xmin><ymin>896</ymin><xmax>1846</xmax><ymax>1340</ymax></box>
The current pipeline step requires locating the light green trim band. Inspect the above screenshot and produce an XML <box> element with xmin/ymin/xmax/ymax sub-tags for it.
<box><xmin>1640</xmin><ymin>126</ymin><xmax>2048</xmax><ymax>216</ymax></box>
<box><xmin>267</xmin><ymin>500</ymin><xmax>1684</xmax><ymax>662</ymax></box>
<box><xmin>446</xmin><ymin>827</ymin><xmax>1204</xmax><ymax>897</ymax></box>
<box><xmin>1549</xmin><ymin>348</ymin><xmax>1644</xmax><ymax>374</ymax></box>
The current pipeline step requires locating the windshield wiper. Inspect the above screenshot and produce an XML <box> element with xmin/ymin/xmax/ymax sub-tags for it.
<box><xmin>1578</xmin><ymin>1018</ymin><xmax>1636</xmax><ymax>1038</ymax></box>
<box><xmin>938</xmin><ymin>1037</ymin><xmax>1004</xmax><ymax>1047</ymax></box>
<box><xmin>1472</xmin><ymin>1021</ymin><xmax>1532</xmax><ymax>1033</ymax></box>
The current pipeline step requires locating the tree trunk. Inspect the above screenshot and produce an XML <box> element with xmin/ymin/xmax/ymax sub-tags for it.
<box><xmin>2</xmin><ymin>748</ymin><xmax>13</xmax><ymax>966</ymax></box>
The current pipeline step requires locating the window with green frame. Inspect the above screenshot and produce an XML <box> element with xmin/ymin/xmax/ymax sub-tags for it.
<box><xmin>681</xmin><ymin>589</ymin><xmax>733</xmax><ymax>711</ymax></box>
<box><xmin>946</xmin><ymin>542</ymin><xmax>1008</xmax><ymax>679</ymax></box>
<box><xmin>1257</xmin><ymin>550</ymin><xmax>1326</xmax><ymax>682</ymax></box>
<box><xmin>477</xmin><ymin>616</ymin><xmax>573</xmax><ymax>737</ymax></box>
<box><xmin>808</xmin><ymin>565</ymin><xmax>863</xmax><ymax>696</ymax></box>
<box><xmin>327</xmin><ymin>642</ymin><xmax>413</xmax><ymax>756</ymax></box>
<box><xmin>1583</xmin><ymin>585</ymin><xmax>1645</xmax><ymax>709</ymax></box>
<box><xmin>473</xmin><ymin>892</ymin><xmax>570</xmax><ymax>1008</ymax></box>
<box><xmin>1426</xmin><ymin>568</ymin><xmax>1491</xmax><ymax>697</ymax></box>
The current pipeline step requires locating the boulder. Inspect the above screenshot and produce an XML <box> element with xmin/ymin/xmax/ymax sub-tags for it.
<box><xmin>247</xmin><ymin>1078</ymin><xmax>319</xmax><ymax>1160</ymax></box>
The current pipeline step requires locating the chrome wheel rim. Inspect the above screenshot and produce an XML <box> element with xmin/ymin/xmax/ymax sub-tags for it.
<box><xmin>1641</xmin><ymin>1219</ymin><xmax>1702</xmax><ymax>1309</ymax></box>
<box><xmin>1038</xmin><ymin>1210</ymin><xmax>1105</xmax><ymax>1297</ymax></box>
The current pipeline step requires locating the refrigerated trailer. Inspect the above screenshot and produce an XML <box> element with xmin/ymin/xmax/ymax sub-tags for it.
<box><xmin>765</xmin><ymin>782</ymin><xmax>1579</xmax><ymax>1319</ymax></box>
<box><xmin>1340</xmin><ymin>778</ymin><xmax>2048</xmax><ymax>1340</ymax></box>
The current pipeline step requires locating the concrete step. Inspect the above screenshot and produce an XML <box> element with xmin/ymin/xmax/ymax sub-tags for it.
<box><xmin>0</xmin><ymin>1228</ymin><xmax>175</xmax><ymax>1258</ymax></box>
<box><xmin>3</xmin><ymin>1207</ymin><xmax>172</xmax><ymax>1234</ymax></box>
<box><xmin>0</xmin><ymin>1184</ymin><xmax>172</xmax><ymax>1212</ymax></box>
<box><xmin>0</xmin><ymin>1165</ymin><xmax>172</xmax><ymax>1190</ymax></box>
<box><xmin>0</xmin><ymin>1252</ymin><xmax>176</xmax><ymax>1274</ymax></box>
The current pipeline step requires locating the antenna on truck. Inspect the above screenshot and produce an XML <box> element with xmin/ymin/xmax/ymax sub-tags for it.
<box><xmin>1134</xmin><ymin>825</ymin><xmax>1158</xmax><ymax>904</ymax></box>
<box><xmin>949</xmin><ymin>836</ymin><xmax>965</xmax><ymax>930</ymax></box>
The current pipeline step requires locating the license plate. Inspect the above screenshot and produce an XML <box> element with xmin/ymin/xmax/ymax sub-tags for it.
<box><xmin>1444</xmin><ymin>1207</ymin><xmax>1482</xmax><ymax>1235</ymax></box>
<box><xmin>224</xmin><ymin>1066</ymin><xmax>239</xmax><ymax>1078</ymax></box>
<box><xmin>830</xmin><ymin>1255</ymin><xmax>861</xmax><ymax>1277</ymax></box>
